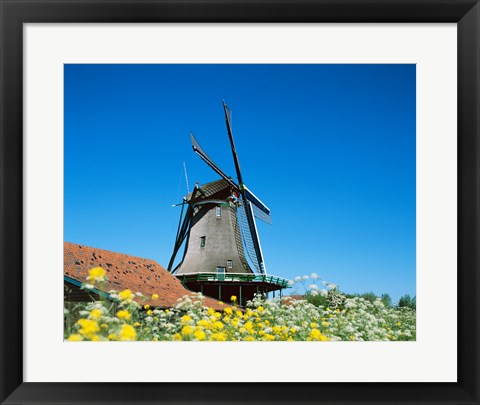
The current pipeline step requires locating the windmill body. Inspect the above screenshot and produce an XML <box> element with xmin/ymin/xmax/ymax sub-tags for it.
<box><xmin>168</xmin><ymin>102</ymin><xmax>290</xmax><ymax>305</ymax></box>
<box><xmin>173</xmin><ymin>179</ymin><xmax>252</xmax><ymax>276</ymax></box>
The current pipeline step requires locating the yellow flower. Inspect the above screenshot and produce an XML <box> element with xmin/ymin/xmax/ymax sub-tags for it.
<box><xmin>116</xmin><ymin>310</ymin><xmax>131</xmax><ymax>321</ymax></box>
<box><xmin>257</xmin><ymin>306</ymin><xmax>264</xmax><ymax>312</ymax></box>
<box><xmin>230</xmin><ymin>295</ymin><xmax>237</xmax><ymax>302</ymax></box>
<box><xmin>397</xmin><ymin>322</ymin><xmax>402</xmax><ymax>326</ymax></box>
<box><xmin>194</xmin><ymin>330</ymin><xmax>206</xmax><ymax>341</ymax></box>
<box><xmin>76</xmin><ymin>319</ymin><xmax>100</xmax><ymax>338</ymax></box>
<box><xmin>87</xmin><ymin>267</ymin><xmax>106</xmax><ymax>283</ymax></box>
<box><xmin>214</xmin><ymin>312</ymin><xmax>221</xmax><ymax>319</ymax></box>
<box><xmin>181</xmin><ymin>315</ymin><xmax>192</xmax><ymax>324</ymax></box>
<box><xmin>321</xmin><ymin>321</ymin><xmax>329</xmax><ymax>327</ymax></box>
<box><xmin>182</xmin><ymin>325</ymin><xmax>195</xmax><ymax>335</ymax></box>
<box><xmin>119</xmin><ymin>324</ymin><xmax>136</xmax><ymax>341</ymax></box>
<box><xmin>264</xmin><ymin>320</ymin><xmax>270</xmax><ymax>326</ymax></box>
<box><xmin>272</xmin><ymin>326</ymin><xmax>281</xmax><ymax>334</ymax></box>
<box><xmin>107</xmin><ymin>333</ymin><xmax>117</xmax><ymax>341</ymax></box>
<box><xmin>308</xmin><ymin>328</ymin><xmax>329</xmax><ymax>341</ymax></box>
<box><xmin>89</xmin><ymin>308</ymin><xmax>102</xmax><ymax>320</ymax></box>
<box><xmin>213</xmin><ymin>321</ymin><xmax>224</xmax><ymax>330</ymax></box>
<box><xmin>67</xmin><ymin>334</ymin><xmax>82</xmax><ymax>341</ymax></box>
<box><xmin>207</xmin><ymin>308</ymin><xmax>215</xmax><ymax>315</ymax></box>
<box><xmin>244</xmin><ymin>321</ymin><xmax>254</xmax><ymax>333</ymax></box>
<box><xmin>224</xmin><ymin>307</ymin><xmax>233</xmax><ymax>316</ymax></box>
<box><xmin>236</xmin><ymin>310</ymin><xmax>243</xmax><ymax>317</ymax></box>
<box><xmin>290</xmin><ymin>328</ymin><xmax>297</xmax><ymax>334</ymax></box>
<box><xmin>133</xmin><ymin>322</ymin><xmax>141</xmax><ymax>327</ymax></box>
<box><xmin>173</xmin><ymin>333</ymin><xmax>182</xmax><ymax>341</ymax></box>
<box><xmin>218</xmin><ymin>301</ymin><xmax>224</xmax><ymax>305</ymax></box>
<box><xmin>197</xmin><ymin>319</ymin><xmax>210</xmax><ymax>328</ymax></box>
<box><xmin>258</xmin><ymin>330</ymin><xmax>265</xmax><ymax>337</ymax></box>
<box><xmin>144</xmin><ymin>304</ymin><xmax>150</xmax><ymax>310</ymax></box>
<box><xmin>91</xmin><ymin>335</ymin><xmax>101</xmax><ymax>341</ymax></box>
<box><xmin>147</xmin><ymin>310</ymin><xmax>153</xmax><ymax>316</ymax></box>
<box><xmin>100</xmin><ymin>323</ymin><xmax>108</xmax><ymax>329</ymax></box>
<box><xmin>244</xmin><ymin>336</ymin><xmax>255</xmax><ymax>341</ymax></box>
<box><xmin>210</xmin><ymin>332</ymin><xmax>226</xmax><ymax>341</ymax></box>
<box><xmin>118</xmin><ymin>289</ymin><xmax>134</xmax><ymax>302</ymax></box>
<box><xmin>152</xmin><ymin>293</ymin><xmax>159</xmax><ymax>300</ymax></box>
<box><xmin>264</xmin><ymin>334</ymin><xmax>275</xmax><ymax>341</ymax></box>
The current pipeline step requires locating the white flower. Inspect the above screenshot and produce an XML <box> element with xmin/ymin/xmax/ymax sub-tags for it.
<box><xmin>310</xmin><ymin>273</ymin><xmax>318</xmax><ymax>279</ymax></box>
<box><xmin>310</xmin><ymin>290</ymin><xmax>318</xmax><ymax>296</ymax></box>
<box><xmin>320</xmin><ymin>290</ymin><xmax>328</xmax><ymax>297</ymax></box>
<box><xmin>302</xmin><ymin>275</ymin><xmax>309</xmax><ymax>280</ymax></box>
<box><xmin>345</xmin><ymin>299</ymin><xmax>356</xmax><ymax>308</ymax></box>
<box><xmin>309</xmin><ymin>284</ymin><xmax>318</xmax><ymax>290</ymax></box>
<box><xmin>294</xmin><ymin>276</ymin><xmax>302</xmax><ymax>282</ymax></box>
<box><xmin>327</xmin><ymin>283</ymin><xmax>337</xmax><ymax>290</ymax></box>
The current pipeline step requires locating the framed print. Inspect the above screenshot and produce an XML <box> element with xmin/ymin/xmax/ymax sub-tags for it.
<box><xmin>1</xmin><ymin>0</ymin><xmax>479</xmax><ymax>404</ymax></box>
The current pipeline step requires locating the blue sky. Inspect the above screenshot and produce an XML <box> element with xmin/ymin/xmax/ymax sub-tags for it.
<box><xmin>64</xmin><ymin>64</ymin><xmax>416</xmax><ymax>302</ymax></box>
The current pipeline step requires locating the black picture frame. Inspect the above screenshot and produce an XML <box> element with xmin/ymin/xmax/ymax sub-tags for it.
<box><xmin>1</xmin><ymin>1</ymin><xmax>479</xmax><ymax>404</ymax></box>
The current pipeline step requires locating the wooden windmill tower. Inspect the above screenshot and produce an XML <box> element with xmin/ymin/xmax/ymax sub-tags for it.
<box><xmin>168</xmin><ymin>101</ymin><xmax>289</xmax><ymax>306</ymax></box>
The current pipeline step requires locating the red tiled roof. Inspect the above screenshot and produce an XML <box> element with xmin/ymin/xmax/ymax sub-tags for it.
<box><xmin>64</xmin><ymin>242</ymin><xmax>227</xmax><ymax>310</ymax></box>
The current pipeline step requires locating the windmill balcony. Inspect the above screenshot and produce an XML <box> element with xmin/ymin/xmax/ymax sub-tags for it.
<box><xmin>176</xmin><ymin>272</ymin><xmax>291</xmax><ymax>307</ymax></box>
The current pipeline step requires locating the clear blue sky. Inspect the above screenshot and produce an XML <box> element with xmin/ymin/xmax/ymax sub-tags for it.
<box><xmin>64</xmin><ymin>64</ymin><xmax>416</xmax><ymax>302</ymax></box>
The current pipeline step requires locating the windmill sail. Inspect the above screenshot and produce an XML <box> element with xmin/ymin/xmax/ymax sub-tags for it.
<box><xmin>237</xmin><ymin>202</ymin><xmax>265</xmax><ymax>274</ymax></box>
<box><xmin>222</xmin><ymin>101</ymin><xmax>267</xmax><ymax>274</ymax></box>
<box><xmin>243</xmin><ymin>185</ymin><xmax>271</xmax><ymax>217</ymax></box>
<box><xmin>251</xmin><ymin>203</ymin><xmax>272</xmax><ymax>224</ymax></box>
<box><xmin>190</xmin><ymin>133</ymin><xmax>238</xmax><ymax>190</ymax></box>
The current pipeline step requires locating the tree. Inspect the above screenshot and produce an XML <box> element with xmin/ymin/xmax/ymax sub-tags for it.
<box><xmin>381</xmin><ymin>293</ymin><xmax>392</xmax><ymax>308</ymax></box>
<box><xmin>398</xmin><ymin>294</ymin><xmax>416</xmax><ymax>309</ymax></box>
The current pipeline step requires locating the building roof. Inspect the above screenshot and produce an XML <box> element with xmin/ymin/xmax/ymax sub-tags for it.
<box><xmin>186</xmin><ymin>179</ymin><xmax>232</xmax><ymax>203</ymax></box>
<box><xmin>64</xmin><ymin>242</ymin><xmax>228</xmax><ymax>310</ymax></box>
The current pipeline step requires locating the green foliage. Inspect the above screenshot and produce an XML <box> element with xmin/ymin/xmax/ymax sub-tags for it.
<box><xmin>381</xmin><ymin>294</ymin><xmax>393</xmax><ymax>308</ymax></box>
<box><xmin>398</xmin><ymin>294</ymin><xmax>416</xmax><ymax>309</ymax></box>
<box><xmin>305</xmin><ymin>291</ymin><xmax>329</xmax><ymax>307</ymax></box>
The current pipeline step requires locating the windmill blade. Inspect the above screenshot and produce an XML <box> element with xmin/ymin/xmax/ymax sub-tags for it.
<box><xmin>190</xmin><ymin>133</ymin><xmax>239</xmax><ymax>190</ymax></box>
<box><xmin>243</xmin><ymin>185</ymin><xmax>270</xmax><ymax>216</ymax></box>
<box><xmin>237</xmin><ymin>199</ymin><xmax>266</xmax><ymax>274</ymax></box>
<box><xmin>237</xmin><ymin>204</ymin><xmax>261</xmax><ymax>273</ymax></box>
<box><xmin>251</xmin><ymin>203</ymin><xmax>272</xmax><ymax>224</ymax></box>
<box><xmin>223</xmin><ymin>101</ymin><xmax>244</xmax><ymax>185</ymax></box>
<box><xmin>223</xmin><ymin>103</ymin><xmax>271</xmax><ymax>217</ymax></box>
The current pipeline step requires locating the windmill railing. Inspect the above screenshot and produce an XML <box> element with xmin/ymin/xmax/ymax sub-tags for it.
<box><xmin>177</xmin><ymin>272</ymin><xmax>292</xmax><ymax>288</ymax></box>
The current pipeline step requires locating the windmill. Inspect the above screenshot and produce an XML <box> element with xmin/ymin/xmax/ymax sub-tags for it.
<box><xmin>168</xmin><ymin>101</ymin><xmax>290</xmax><ymax>306</ymax></box>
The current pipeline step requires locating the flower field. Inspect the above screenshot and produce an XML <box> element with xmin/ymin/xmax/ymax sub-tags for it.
<box><xmin>64</xmin><ymin>268</ymin><xmax>416</xmax><ymax>342</ymax></box>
